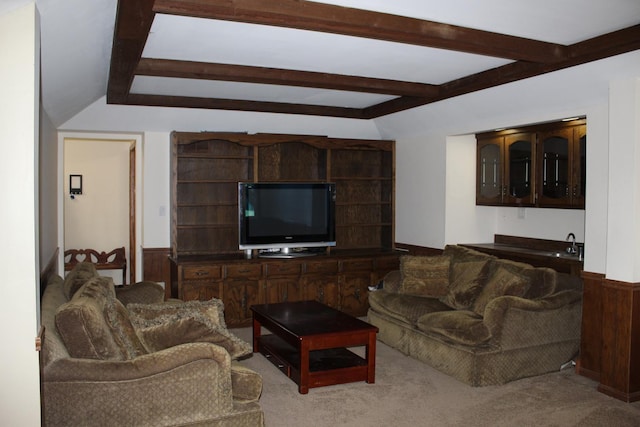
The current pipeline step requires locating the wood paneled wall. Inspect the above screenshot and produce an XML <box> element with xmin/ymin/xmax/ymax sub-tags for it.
<box><xmin>142</xmin><ymin>247</ymin><xmax>172</xmax><ymax>300</ymax></box>
<box><xmin>578</xmin><ymin>270</ymin><xmax>640</xmax><ymax>402</ymax></box>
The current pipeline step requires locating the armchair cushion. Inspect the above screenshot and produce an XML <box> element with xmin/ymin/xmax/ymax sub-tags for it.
<box><xmin>399</xmin><ymin>255</ymin><xmax>450</xmax><ymax>297</ymax></box>
<box><xmin>128</xmin><ymin>299</ymin><xmax>252</xmax><ymax>359</ymax></box>
<box><xmin>55</xmin><ymin>276</ymin><xmax>147</xmax><ymax>360</ymax></box>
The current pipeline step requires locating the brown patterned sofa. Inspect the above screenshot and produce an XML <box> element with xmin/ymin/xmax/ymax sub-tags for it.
<box><xmin>41</xmin><ymin>262</ymin><xmax>264</xmax><ymax>426</ymax></box>
<box><xmin>368</xmin><ymin>245</ymin><xmax>582</xmax><ymax>386</ymax></box>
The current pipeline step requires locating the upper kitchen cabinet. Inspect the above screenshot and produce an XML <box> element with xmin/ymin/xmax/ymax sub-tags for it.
<box><xmin>476</xmin><ymin>118</ymin><xmax>585</xmax><ymax>209</ymax></box>
<box><xmin>476</xmin><ymin>132</ymin><xmax>535</xmax><ymax>206</ymax></box>
<box><xmin>537</xmin><ymin>122</ymin><xmax>586</xmax><ymax>208</ymax></box>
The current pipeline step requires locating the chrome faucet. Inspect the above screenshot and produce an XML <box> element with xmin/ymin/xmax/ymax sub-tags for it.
<box><xmin>566</xmin><ymin>233</ymin><xmax>577</xmax><ymax>255</ymax></box>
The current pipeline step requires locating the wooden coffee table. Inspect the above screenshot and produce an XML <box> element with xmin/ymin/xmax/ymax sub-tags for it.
<box><xmin>250</xmin><ymin>300</ymin><xmax>378</xmax><ymax>394</ymax></box>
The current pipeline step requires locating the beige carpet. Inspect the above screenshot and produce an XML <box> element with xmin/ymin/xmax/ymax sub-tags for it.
<box><xmin>232</xmin><ymin>327</ymin><xmax>640</xmax><ymax>427</ymax></box>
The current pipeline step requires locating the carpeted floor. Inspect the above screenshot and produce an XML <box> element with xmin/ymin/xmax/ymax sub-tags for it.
<box><xmin>232</xmin><ymin>327</ymin><xmax>640</xmax><ymax>427</ymax></box>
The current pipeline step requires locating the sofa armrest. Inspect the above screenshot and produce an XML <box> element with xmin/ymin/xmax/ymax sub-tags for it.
<box><xmin>115</xmin><ymin>280</ymin><xmax>165</xmax><ymax>305</ymax></box>
<box><xmin>483</xmin><ymin>290</ymin><xmax>582</xmax><ymax>349</ymax></box>
<box><xmin>231</xmin><ymin>361</ymin><xmax>263</xmax><ymax>403</ymax></box>
<box><xmin>43</xmin><ymin>342</ymin><xmax>242</xmax><ymax>426</ymax></box>
<box><xmin>44</xmin><ymin>341</ymin><xmax>230</xmax><ymax>381</ymax></box>
<box><xmin>382</xmin><ymin>270</ymin><xmax>402</xmax><ymax>293</ymax></box>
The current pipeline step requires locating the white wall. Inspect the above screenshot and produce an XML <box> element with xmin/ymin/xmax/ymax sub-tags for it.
<box><xmin>376</xmin><ymin>50</ymin><xmax>640</xmax><ymax>274</ymax></box>
<box><xmin>142</xmin><ymin>131</ymin><xmax>171</xmax><ymax>248</ymax></box>
<box><xmin>39</xmin><ymin>106</ymin><xmax>58</xmax><ymax>272</ymax></box>
<box><xmin>605</xmin><ymin>78</ymin><xmax>640</xmax><ymax>282</ymax></box>
<box><xmin>58</xmin><ymin>49</ymin><xmax>640</xmax><ymax>278</ymax></box>
<box><xmin>0</xmin><ymin>3</ymin><xmax>42</xmax><ymax>425</ymax></box>
<box><xmin>64</xmin><ymin>138</ymin><xmax>131</xmax><ymax>284</ymax></box>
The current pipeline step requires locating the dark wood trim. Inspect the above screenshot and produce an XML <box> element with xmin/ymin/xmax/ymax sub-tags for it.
<box><xmin>108</xmin><ymin>1</ymin><xmax>640</xmax><ymax>119</ymax></box>
<box><xmin>576</xmin><ymin>271</ymin><xmax>604</xmax><ymax>382</ymax></box>
<box><xmin>153</xmin><ymin>0</ymin><xmax>566</xmax><ymax>62</ymax></box>
<box><xmin>597</xmin><ymin>278</ymin><xmax>640</xmax><ymax>402</ymax></box>
<box><xmin>394</xmin><ymin>243</ymin><xmax>442</xmax><ymax>256</ymax></box>
<box><xmin>142</xmin><ymin>247</ymin><xmax>172</xmax><ymax>300</ymax></box>
<box><xmin>129</xmin><ymin>144</ymin><xmax>136</xmax><ymax>285</ymax></box>
<box><xmin>123</xmin><ymin>93</ymin><xmax>367</xmax><ymax>119</ymax></box>
<box><xmin>136</xmin><ymin>58</ymin><xmax>439</xmax><ymax>98</ymax></box>
<box><xmin>40</xmin><ymin>247</ymin><xmax>60</xmax><ymax>297</ymax></box>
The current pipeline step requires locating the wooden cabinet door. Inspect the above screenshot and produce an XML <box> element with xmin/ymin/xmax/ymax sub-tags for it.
<box><xmin>222</xmin><ymin>280</ymin><xmax>261</xmax><ymax>326</ymax></box>
<box><xmin>181</xmin><ymin>281</ymin><xmax>222</xmax><ymax>301</ymax></box>
<box><xmin>264</xmin><ymin>278</ymin><xmax>303</xmax><ymax>304</ymax></box>
<box><xmin>571</xmin><ymin>125</ymin><xmax>586</xmax><ymax>208</ymax></box>
<box><xmin>303</xmin><ymin>275</ymin><xmax>340</xmax><ymax>309</ymax></box>
<box><xmin>537</xmin><ymin>122</ymin><xmax>586</xmax><ymax>208</ymax></box>
<box><xmin>504</xmin><ymin>133</ymin><xmax>535</xmax><ymax>206</ymax></box>
<box><xmin>476</xmin><ymin>136</ymin><xmax>504</xmax><ymax>205</ymax></box>
<box><xmin>340</xmin><ymin>273</ymin><xmax>371</xmax><ymax>317</ymax></box>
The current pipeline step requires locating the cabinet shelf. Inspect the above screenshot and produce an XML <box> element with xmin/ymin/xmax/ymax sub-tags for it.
<box><xmin>172</xmin><ymin>131</ymin><xmax>395</xmax><ymax>257</ymax></box>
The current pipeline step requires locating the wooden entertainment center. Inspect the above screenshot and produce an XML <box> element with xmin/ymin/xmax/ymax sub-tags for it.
<box><xmin>169</xmin><ymin>131</ymin><xmax>400</xmax><ymax>327</ymax></box>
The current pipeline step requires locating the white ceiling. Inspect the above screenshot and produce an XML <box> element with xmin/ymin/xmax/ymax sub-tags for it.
<box><xmin>4</xmin><ymin>0</ymin><xmax>639</xmax><ymax>126</ymax></box>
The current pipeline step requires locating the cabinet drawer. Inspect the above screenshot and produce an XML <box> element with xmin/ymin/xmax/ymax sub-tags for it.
<box><xmin>375</xmin><ymin>256</ymin><xmax>400</xmax><ymax>271</ymax></box>
<box><xmin>226</xmin><ymin>263</ymin><xmax>262</xmax><ymax>279</ymax></box>
<box><xmin>265</xmin><ymin>262</ymin><xmax>302</xmax><ymax>277</ymax></box>
<box><xmin>182</xmin><ymin>265</ymin><xmax>222</xmax><ymax>280</ymax></box>
<box><xmin>304</xmin><ymin>260</ymin><xmax>339</xmax><ymax>274</ymax></box>
<box><xmin>341</xmin><ymin>259</ymin><xmax>373</xmax><ymax>272</ymax></box>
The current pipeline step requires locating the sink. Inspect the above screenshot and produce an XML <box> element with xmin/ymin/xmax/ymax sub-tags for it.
<box><xmin>544</xmin><ymin>251</ymin><xmax>578</xmax><ymax>259</ymax></box>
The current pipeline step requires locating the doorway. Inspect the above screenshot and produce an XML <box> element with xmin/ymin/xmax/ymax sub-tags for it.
<box><xmin>60</xmin><ymin>134</ymin><xmax>141</xmax><ymax>284</ymax></box>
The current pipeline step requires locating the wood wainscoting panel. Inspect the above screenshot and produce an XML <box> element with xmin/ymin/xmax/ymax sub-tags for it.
<box><xmin>142</xmin><ymin>247</ymin><xmax>172</xmax><ymax>300</ymax></box>
<box><xmin>576</xmin><ymin>271</ymin><xmax>604</xmax><ymax>381</ymax></box>
<box><xmin>597</xmin><ymin>278</ymin><xmax>640</xmax><ymax>402</ymax></box>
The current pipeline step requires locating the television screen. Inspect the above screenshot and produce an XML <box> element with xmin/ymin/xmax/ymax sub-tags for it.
<box><xmin>238</xmin><ymin>182</ymin><xmax>336</xmax><ymax>251</ymax></box>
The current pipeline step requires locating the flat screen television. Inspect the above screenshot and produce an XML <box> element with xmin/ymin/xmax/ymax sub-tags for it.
<box><xmin>238</xmin><ymin>182</ymin><xmax>336</xmax><ymax>255</ymax></box>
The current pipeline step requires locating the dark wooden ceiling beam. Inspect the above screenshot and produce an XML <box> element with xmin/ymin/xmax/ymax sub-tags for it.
<box><xmin>135</xmin><ymin>58</ymin><xmax>440</xmax><ymax>97</ymax></box>
<box><xmin>124</xmin><ymin>93</ymin><xmax>367</xmax><ymax>119</ymax></box>
<box><xmin>107</xmin><ymin>0</ymin><xmax>155</xmax><ymax>104</ymax></box>
<box><xmin>152</xmin><ymin>0</ymin><xmax>568</xmax><ymax>63</ymax></box>
<box><xmin>363</xmin><ymin>25</ymin><xmax>640</xmax><ymax>118</ymax></box>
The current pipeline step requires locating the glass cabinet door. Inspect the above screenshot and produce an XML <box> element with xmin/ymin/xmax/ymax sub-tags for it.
<box><xmin>573</xmin><ymin>125</ymin><xmax>586</xmax><ymax>208</ymax></box>
<box><xmin>504</xmin><ymin>133</ymin><xmax>534</xmax><ymax>205</ymax></box>
<box><xmin>538</xmin><ymin>128</ymin><xmax>571</xmax><ymax>206</ymax></box>
<box><xmin>476</xmin><ymin>137</ymin><xmax>503</xmax><ymax>204</ymax></box>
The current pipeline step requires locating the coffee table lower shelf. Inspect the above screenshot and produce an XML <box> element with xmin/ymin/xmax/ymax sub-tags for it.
<box><xmin>257</xmin><ymin>334</ymin><xmax>369</xmax><ymax>392</ymax></box>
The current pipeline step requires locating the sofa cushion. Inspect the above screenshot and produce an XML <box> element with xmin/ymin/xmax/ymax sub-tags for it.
<box><xmin>443</xmin><ymin>245</ymin><xmax>495</xmax><ymax>264</ymax></box>
<box><xmin>55</xmin><ymin>276</ymin><xmax>147</xmax><ymax>360</ymax></box>
<box><xmin>369</xmin><ymin>290</ymin><xmax>453</xmax><ymax>325</ymax></box>
<box><xmin>522</xmin><ymin>267</ymin><xmax>558</xmax><ymax>299</ymax></box>
<box><xmin>127</xmin><ymin>299</ymin><xmax>252</xmax><ymax>359</ymax></box>
<box><xmin>63</xmin><ymin>261</ymin><xmax>99</xmax><ymax>300</ymax></box>
<box><xmin>399</xmin><ymin>255</ymin><xmax>450</xmax><ymax>297</ymax></box>
<box><xmin>471</xmin><ymin>264</ymin><xmax>530</xmax><ymax>316</ymax></box>
<box><xmin>416</xmin><ymin>310</ymin><xmax>491</xmax><ymax>346</ymax></box>
<box><xmin>440</xmin><ymin>259</ymin><xmax>490</xmax><ymax>309</ymax></box>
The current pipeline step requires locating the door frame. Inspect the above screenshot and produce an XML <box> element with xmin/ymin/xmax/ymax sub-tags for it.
<box><xmin>57</xmin><ymin>132</ymin><xmax>143</xmax><ymax>282</ymax></box>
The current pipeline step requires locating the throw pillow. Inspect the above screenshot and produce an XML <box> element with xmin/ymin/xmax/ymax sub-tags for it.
<box><xmin>62</xmin><ymin>261</ymin><xmax>98</xmax><ymax>300</ymax></box>
<box><xmin>127</xmin><ymin>298</ymin><xmax>226</xmax><ymax>328</ymax></box>
<box><xmin>416</xmin><ymin>310</ymin><xmax>491</xmax><ymax>346</ymax></box>
<box><xmin>56</xmin><ymin>276</ymin><xmax>147</xmax><ymax>360</ymax></box>
<box><xmin>471</xmin><ymin>265</ymin><xmax>530</xmax><ymax>316</ymax></box>
<box><xmin>399</xmin><ymin>255</ymin><xmax>450</xmax><ymax>297</ymax></box>
<box><xmin>128</xmin><ymin>299</ymin><xmax>252</xmax><ymax>359</ymax></box>
<box><xmin>440</xmin><ymin>259</ymin><xmax>490</xmax><ymax>309</ymax></box>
